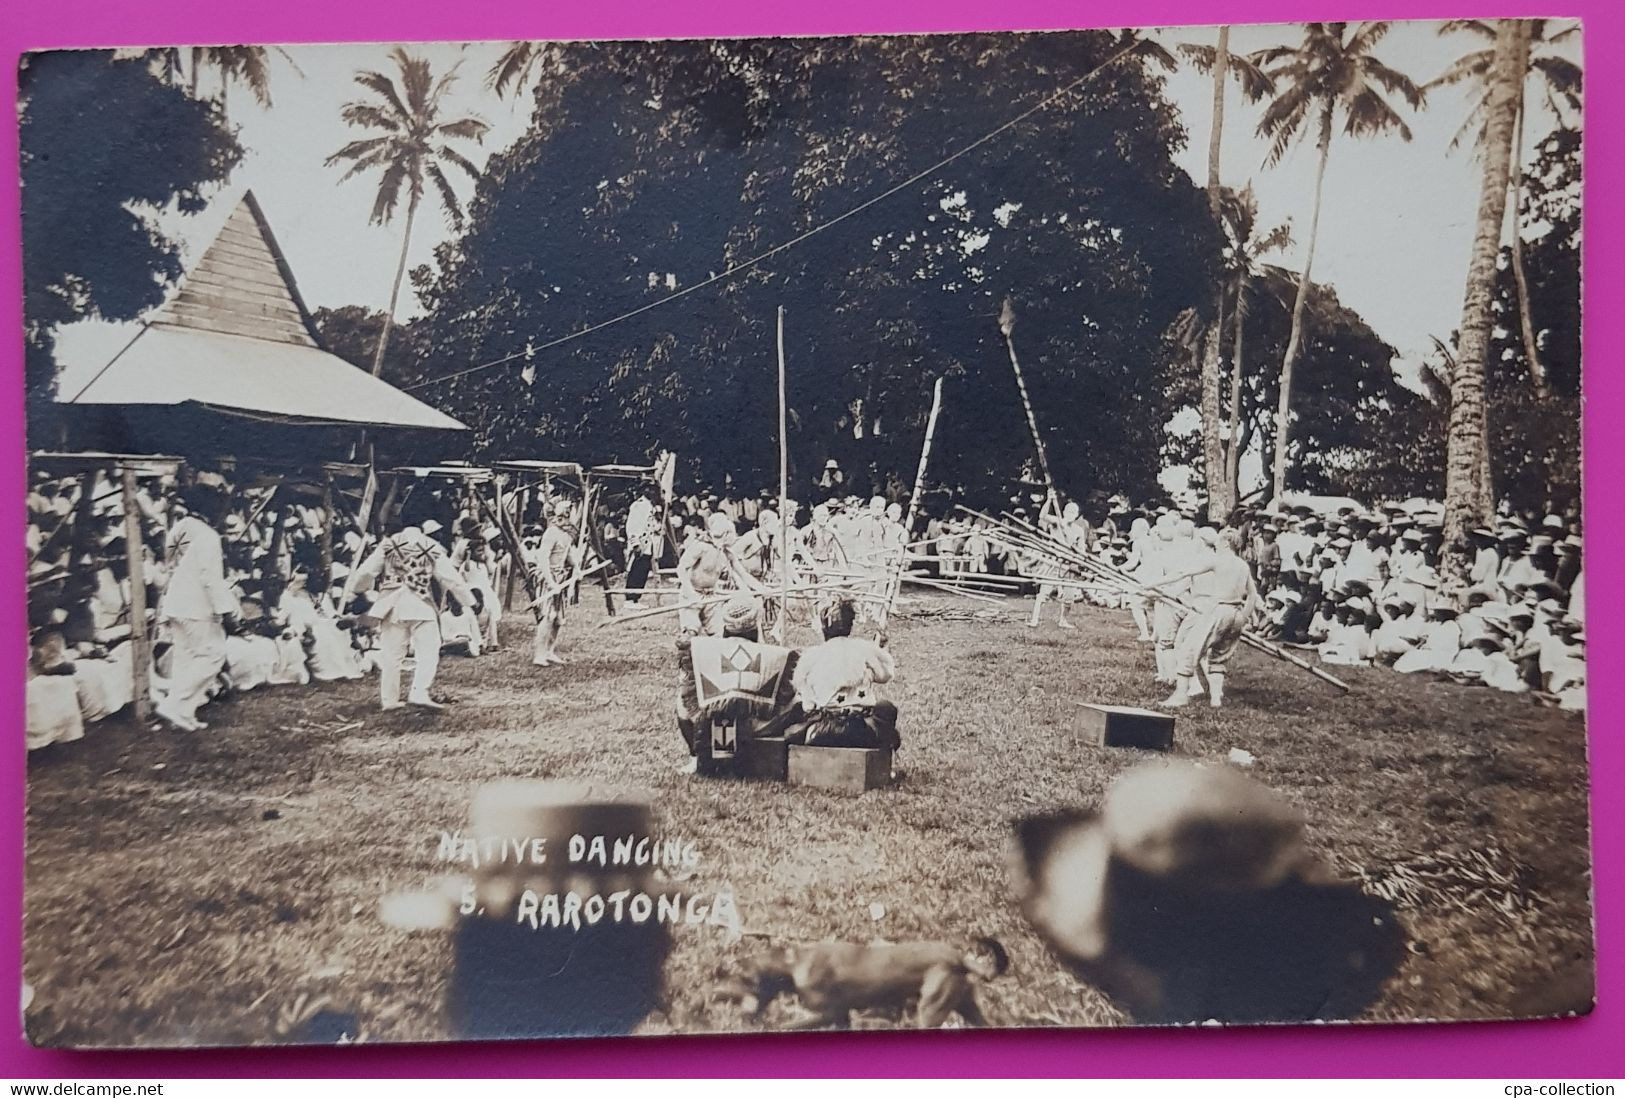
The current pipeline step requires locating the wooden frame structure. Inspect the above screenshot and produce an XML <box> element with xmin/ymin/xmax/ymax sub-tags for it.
<box><xmin>489</xmin><ymin>459</ymin><xmax>667</xmax><ymax>611</ymax></box>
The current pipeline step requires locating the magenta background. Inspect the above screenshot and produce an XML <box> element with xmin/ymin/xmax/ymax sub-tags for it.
<box><xmin>1</xmin><ymin>0</ymin><xmax>1616</xmax><ymax>1078</ymax></box>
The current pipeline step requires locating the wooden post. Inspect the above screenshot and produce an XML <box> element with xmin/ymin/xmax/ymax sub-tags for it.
<box><xmin>318</xmin><ymin>472</ymin><xmax>335</xmax><ymax>590</ymax></box>
<box><xmin>496</xmin><ymin>475</ymin><xmax>519</xmax><ymax>612</ymax></box>
<box><xmin>998</xmin><ymin>297</ymin><xmax>1057</xmax><ymax>506</ymax></box>
<box><xmin>71</xmin><ymin>470</ymin><xmax>97</xmax><ymax>564</ymax></box>
<box><xmin>262</xmin><ymin>482</ymin><xmax>288</xmax><ymax>605</ymax></box>
<box><xmin>119</xmin><ymin>466</ymin><xmax>152</xmax><ymax>722</ymax></box>
<box><xmin>776</xmin><ymin>305</ymin><xmax>791</xmax><ymax>643</ymax></box>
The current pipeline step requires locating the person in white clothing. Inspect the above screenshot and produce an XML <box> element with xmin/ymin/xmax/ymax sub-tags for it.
<box><xmin>344</xmin><ymin>497</ymin><xmax>476</xmax><ymax>711</ymax></box>
<box><xmin>155</xmin><ymin>484</ymin><xmax>240</xmax><ymax>732</ymax></box>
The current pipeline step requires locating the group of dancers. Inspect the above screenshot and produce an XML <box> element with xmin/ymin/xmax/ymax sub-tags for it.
<box><xmin>1024</xmin><ymin>502</ymin><xmax>1255</xmax><ymax>709</ymax></box>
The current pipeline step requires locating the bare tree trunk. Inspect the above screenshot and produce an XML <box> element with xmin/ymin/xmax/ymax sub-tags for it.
<box><xmin>1444</xmin><ymin>20</ymin><xmax>1530</xmax><ymax>579</ymax></box>
<box><xmin>1507</xmin><ymin>94</ymin><xmax>1549</xmax><ymax>394</ymax></box>
<box><xmin>1269</xmin><ymin>104</ymin><xmax>1333</xmax><ymax>508</ymax></box>
<box><xmin>371</xmin><ymin>189</ymin><xmax>420</xmax><ymax>377</ymax></box>
<box><xmin>1225</xmin><ymin>272</ymin><xmax>1248</xmax><ymax>498</ymax></box>
<box><xmin>1198</xmin><ymin>26</ymin><xmax>1232</xmax><ymax>522</ymax></box>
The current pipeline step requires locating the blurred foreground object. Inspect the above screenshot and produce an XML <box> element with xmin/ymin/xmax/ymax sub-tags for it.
<box><xmin>447</xmin><ymin>780</ymin><xmax>670</xmax><ymax>1038</ymax></box>
<box><xmin>1011</xmin><ymin>761</ymin><xmax>1405</xmax><ymax>1023</ymax></box>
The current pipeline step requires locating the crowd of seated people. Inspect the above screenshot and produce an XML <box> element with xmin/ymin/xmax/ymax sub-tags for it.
<box><xmin>24</xmin><ymin>469</ymin><xmax>526</xmax><ymax>751</ymax></box>
<box><xmin>1247</xmin><ymin>502</ymin><xmax>1584</xmax><ymax>709</ymax></box>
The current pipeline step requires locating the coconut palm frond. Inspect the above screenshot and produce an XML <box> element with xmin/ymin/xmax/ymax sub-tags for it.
<box><xmin>1425</xmin><ymin>50</ymin><xmax>1494</xmax><ymax>92</ymax></box>
<box><xmin>328</xmin><ymin>48</ymin><xmax>487</xmax><ymax>228</ymax></box>
<box><xmin>488</xmin><ymin>41</ymin><xmax>544</xmax><ymax>98</ymax></box>
<box><xmin>425</xmin><ymin>163</ymin><xmax>464</xmax><ymax>230</ymax></box>
<box><xmin>1343</xmin><ymin>86</ymin><xmax>1414</xmax><ymax>143</ymax></box>
<box><xmin>435</xmin><ymin>116</ymin><xmax>490</xmax><ymax>142</ymax></box>
<box><xmin>368</xmin><ymin>159</ymin><xmax>410</xmax><ymax>225</ymax></box>
<box><xmin>353</xmin><ymin>70</ymin><xmax>412</xmax><ymax>121</ymax></box>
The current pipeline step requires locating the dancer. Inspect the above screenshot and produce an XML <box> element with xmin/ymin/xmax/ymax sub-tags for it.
<box><xmin>531</xmin><ymin>499</ymin><xmax>576</xmax><ymax>667</ymax></box>
<box><xmin>1028</xmin><ymin>499</ymin><xmax>1090</xmax><ymax>629</ymax></box>
<box><xmin>1123</xmin><ymin>516</ymin><xmax>1155</xmax><ymax>641</ymax></box>
<box><xmin>344</xmin><ymin>496</ymin><xmax>477</xmax><ymax>711</ymax></box>
<box><xmin>1153</xmin><ymin>528</ymin><xmax>1258</xmax><ymax>709</ymax></box>
<box><xmin>677</xmin><ymin>512</ymin><xmax>743</xmax><ymax>637</ymax></box>
<box><xmin>1147</xmin><ymin>516</ymin><xmax>1192</xmax><ymax>682</ymax></box>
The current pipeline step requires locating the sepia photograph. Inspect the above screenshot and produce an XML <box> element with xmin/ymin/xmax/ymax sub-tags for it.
<box><xmin>16</xmin><ymin>17</ymin><xmax>1591</xmax><ymax>1049</ymax></box>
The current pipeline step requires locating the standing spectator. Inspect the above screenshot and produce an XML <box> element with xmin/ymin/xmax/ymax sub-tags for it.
<box><xmin>1252</xmin><ymin>526</ymin><xmax>1282</xmax><ymax>593</ymax></box>
<box><xmin>624</xmin><ymin>487</ymin><xmax>661</xmax><ymax>603</ymax></box>
<box><xmin>155</xmin><ymin>484</ymin><xmax>239</xmax><ymax>732</ymax></box>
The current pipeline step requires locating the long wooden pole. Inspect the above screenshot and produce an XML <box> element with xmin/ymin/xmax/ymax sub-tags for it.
<box><xmin>120</xmin><ymin>467</ymin><xmax>152</xmax><ymax>722</ymax></box>
<box><xmin>776</xmin><ymin>306</ymin><xmax>791</xmax><ymax>643</ymax></box>
<box><xmin>998</xmin><ymin>298</ymin><xmax>1056</xmax><ymax>504</ymax></box>
<box><xmin>882</xmin><ymin>376</ymin><xmax>945</xmax><ymax>625</ymax></box>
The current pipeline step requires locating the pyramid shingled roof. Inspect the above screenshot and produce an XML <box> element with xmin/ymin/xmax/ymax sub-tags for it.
<box><xmin>63</xmin><ymin>191</ymin><xmax>465</xmax><ymax>432</ymax></box>
<box><xmin>150</xmin><ymin>191</ymin><xmax>319</xmax><ymax>346</ymax></box>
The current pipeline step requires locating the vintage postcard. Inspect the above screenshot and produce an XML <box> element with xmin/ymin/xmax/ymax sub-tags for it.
<box><xmin>17</xmin><ymin>19</ymin><xmax>1590</xmax><ymax>1047</ymax></box>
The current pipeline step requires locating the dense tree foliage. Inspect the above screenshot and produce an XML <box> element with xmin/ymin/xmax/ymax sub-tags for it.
<box><xmin>410</xmin><ymin>32</ymin><xmax>1221</xmax><ymax>505</ymax></box>
<box><xmin>18</xmin><ymin>52</ymin><xmax>243</xmax><ymax>428</ymax></box>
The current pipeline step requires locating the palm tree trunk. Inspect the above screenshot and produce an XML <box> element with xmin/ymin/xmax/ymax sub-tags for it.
<box><xmin>1444</xmin><ymin>20</ymin><xmax>1530</xmax><ymax>578</ymax></box>
<box><xmin>1507</xmin><ymin>94</ymin><xmax>1549</xmax><ymax>394</ymax></box>
<box><xmin>1269</xmin><ymin>103</ymin><xmax>1333</xmax><ymax>507</ymax></box>
<box><xmin>1225</xmin><ymin>271</ymin><xmax>1248</xmax><ymax>496</ymax></box>
<box><xmin>370</xmin><ymin>189</ymin><xmax>420</xmax><ymax>377</ymax></box>
<box><xmin>1199</xmin><ymin>27</ymin><xmax>1232</xmax><ymax>521</ymax></box>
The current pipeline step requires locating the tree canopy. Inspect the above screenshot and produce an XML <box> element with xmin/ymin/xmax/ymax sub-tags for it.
<box><xmin>410</xmin><ymin>32</ymin><xmax>1222</xmax><ymax>505</ymax></box>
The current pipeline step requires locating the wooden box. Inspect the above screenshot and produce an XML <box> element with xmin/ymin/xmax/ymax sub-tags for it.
<box><xmin>787</xmin><ymin>745</ymin><xmax>892</xmax><ymax>793</ymax></box>
<box><xmin>1077</xmin><ymin>703</ymin><xmax>1175</xmax><ymax>751</ymax></box>
<box><xmin>737</xmin><ymin>736</ymin><xmax>790</xmax><ymax>781</ymax></box>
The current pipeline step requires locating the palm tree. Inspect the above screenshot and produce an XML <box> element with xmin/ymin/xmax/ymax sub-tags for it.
<box><xmin>1177</xmin><ymin>29</ymin><xmax>1275</xmax><ymax>517</ymax></box>
<box><xmin>1429</xmin><ymin>18</ymin><xmax>1580</xmax><ymax>394</ymax></box>
<box><xmin>486</xmin><ymin>42</ymin><xmax>559</xmax><ymax>100</ymax></box>
<box><xmin>1443</xmin><ymin>20</ymin><xmax>1531</xmax><ymax>578</ymax></box>
<box><xmin>1216</xmin><ymin>185</ymin><xmax>1293</xmax><ymax>498</ymax></box>
<box><xmin>149</xmin><ymin>45</ymin><xmax>299</xmax><ymax>114</ymax></box>
<box><xmin>326</xmin><ymin>48</ymin><xmax>490</xmax><ymax>376</ymax></box>
<box><xmin>1251</xmin><ymin>22</ymin><xmax>1424</xmax><ymax>505</ymax></box>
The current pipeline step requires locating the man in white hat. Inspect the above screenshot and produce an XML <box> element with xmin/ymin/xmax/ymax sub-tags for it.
<box><xmin>154</xmin><ymin>483</ymin><xmax>240</xmax><ymax>731</ymax></box>
<box><xmin>342</xmin><ymin>495</ymin><xmax>476</xmax><ymax>711</ymax></box>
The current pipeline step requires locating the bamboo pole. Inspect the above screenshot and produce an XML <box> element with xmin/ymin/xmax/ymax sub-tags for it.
<box><xmin>120</xmin><ymin>467</ymin><xmax>152</xmax><ymax>722</ymax></box>
<box><xmin>598</xmin><ymin>580</ymin><xmax>889</xmax><ymax>628</ymax></box>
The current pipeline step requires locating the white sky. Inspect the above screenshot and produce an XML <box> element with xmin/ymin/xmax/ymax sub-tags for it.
<box><xmin>51</xmin><ymin>21</ymin><xmax>1582</xmax><ymax>399</ymax></box>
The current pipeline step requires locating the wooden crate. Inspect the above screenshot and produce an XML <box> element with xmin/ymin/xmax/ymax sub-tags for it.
<box><xmin>737</xmin><ymin>736</ymin><xmax>790</xmax><ymax>781</ymax></box>
<box><xmin>787</xmin><ymin>745</ymin><xmax>892</xmax><ymax>793</ymax></box>
<box><xmin>1077</xmin><ymin>703</ymin><xmax>1176</xmax><ymax>751</ymax></box>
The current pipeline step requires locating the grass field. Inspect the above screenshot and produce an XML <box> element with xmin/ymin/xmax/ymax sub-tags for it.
<box><xmin>22</xmin><ymin>589</ymin><xmax>1595</xmax><ymax>1047</ymax></box>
